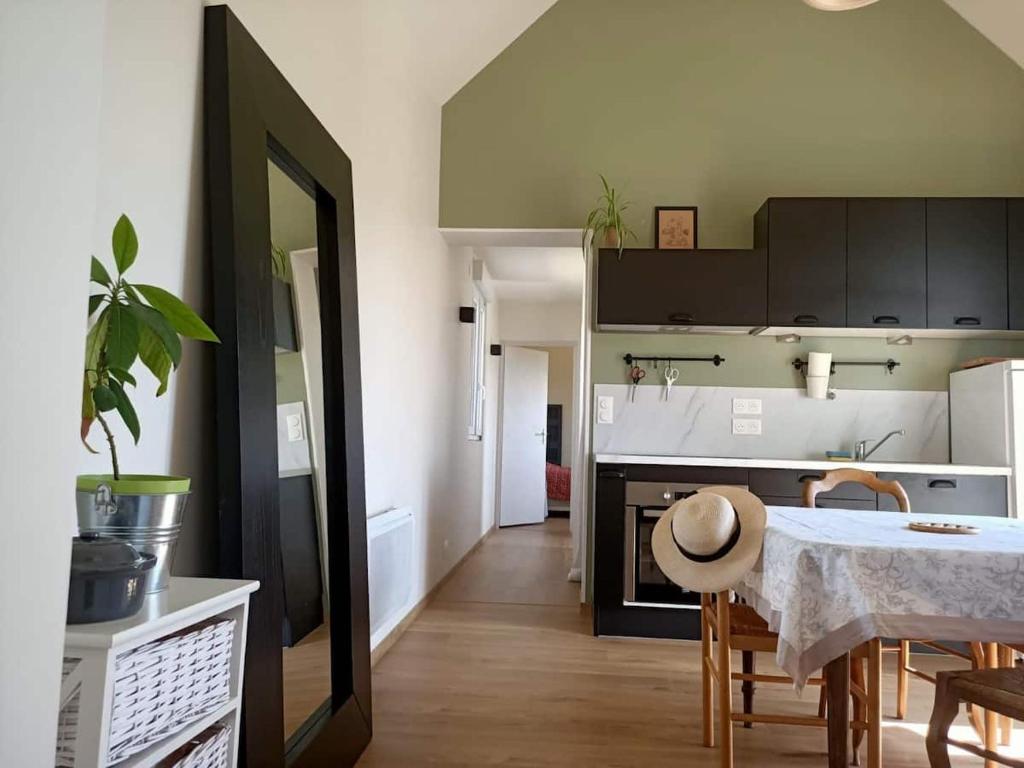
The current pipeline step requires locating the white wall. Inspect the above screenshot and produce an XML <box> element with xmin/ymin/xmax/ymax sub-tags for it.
<box><xmin>82</xmin><ymin>0</ymin><xmax>529</xmax><ymax>631</ymax></box>
<box><xmin>499</xmin><ymin>300</ymin><xmax>583</xmax><ymax>345</ymax></box>
<box><xmin>0</xmin><ymin>2</ymin><xmax>106</xmax><ymax>764</ymax></box>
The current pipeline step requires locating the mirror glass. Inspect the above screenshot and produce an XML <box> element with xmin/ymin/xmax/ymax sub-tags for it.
<box><xmin>267</xmin><ymin>155</ymin><xmax>331</xmax><ymax>747</ymax></box>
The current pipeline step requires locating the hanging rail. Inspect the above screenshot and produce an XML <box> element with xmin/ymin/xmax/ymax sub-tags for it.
<box><xmin>792</xmin><ymin>357</ymin><xmax>900</xmax><ymax>375</ymax></box>
<box><xmin>624</xmin><ymin>353</ymin><xmax>725</xmax><ymax>367</ymax></box>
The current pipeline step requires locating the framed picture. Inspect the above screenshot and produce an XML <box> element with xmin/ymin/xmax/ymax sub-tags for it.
<box><xmin>655</xmin><ymin>206</ymin><xmax>698</xmax><ymax>250</ymax></box>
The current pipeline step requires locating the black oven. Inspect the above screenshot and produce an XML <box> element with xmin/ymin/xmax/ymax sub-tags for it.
<box><xmin>623</xmin><ymin>480</ymin><xmax>748</xmax><ymax>609</ymax></box>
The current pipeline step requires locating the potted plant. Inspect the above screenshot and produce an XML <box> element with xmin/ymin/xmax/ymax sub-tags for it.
<box><xmin>78</xmin><ymin>214</ymin><xmax>219</xmax><ymax>593</ymax></box>
<box><xmin>582</xmin><ymin>174</ymin><xmax>637</xmax><ymax>258</ymax></box>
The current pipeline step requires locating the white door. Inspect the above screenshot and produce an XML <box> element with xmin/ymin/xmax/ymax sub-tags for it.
<box><xmin>498</xmin><ymin>346</ymin><xmax>549</xmax><ymax>527</ymax></box>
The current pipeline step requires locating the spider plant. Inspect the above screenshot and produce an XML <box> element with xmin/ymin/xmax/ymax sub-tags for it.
<box><xmin>582</xmin><ymin>175</ymin><xmax>637</xmax><ymax>258</ymax></box>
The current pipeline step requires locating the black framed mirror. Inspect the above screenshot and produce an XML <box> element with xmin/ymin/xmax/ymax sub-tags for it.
<box><xmin>204</xmin><ymin>6</ymin><xmax>370</xmax><ymax>766</ymax></box>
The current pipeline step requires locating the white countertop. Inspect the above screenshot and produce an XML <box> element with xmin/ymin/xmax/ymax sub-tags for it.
<box><xmin>593</xmin><ymin>453</ymin><xmax>1012</xmax><ymax>477</ymax></box>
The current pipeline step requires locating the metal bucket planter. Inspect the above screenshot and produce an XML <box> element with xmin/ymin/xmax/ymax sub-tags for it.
<box><xmin>76</xmin><ymin>475</ymin><xmax>190</xmax><ymax>593</ymax></box>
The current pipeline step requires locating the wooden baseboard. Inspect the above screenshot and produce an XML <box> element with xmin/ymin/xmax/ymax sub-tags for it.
<box><xmin>370</xmin><ymin>525</ymin><xmax>496</xmax><ymax>668</ymax></box>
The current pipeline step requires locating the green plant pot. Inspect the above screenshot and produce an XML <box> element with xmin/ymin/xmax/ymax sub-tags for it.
<box><xmin>75</xmin><ymin>475</ymin><xmax>191</xmax><ymax>593</ymax></box>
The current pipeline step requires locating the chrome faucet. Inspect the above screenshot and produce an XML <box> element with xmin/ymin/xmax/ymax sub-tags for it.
<box><xmin>854</xmin><ymin>429</ymin><xmax>906</xmax><ymax>462</ymax></box>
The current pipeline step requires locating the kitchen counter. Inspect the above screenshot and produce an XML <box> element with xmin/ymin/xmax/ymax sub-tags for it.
<box><xmin>593</xmin><ymin>453</ymin><xmax>1012</xmax><ymax>477</ymax></box>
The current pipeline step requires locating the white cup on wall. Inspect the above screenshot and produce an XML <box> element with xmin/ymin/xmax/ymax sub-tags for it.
<box><xmin>807</xmin><ymin>352</ymin><xmax>832</xmax><ymax>377</ymax></box>
<box><xmin>806</xmin><ymin>375</ymin><xmax>830</xmax><ymax>400</ymax></box>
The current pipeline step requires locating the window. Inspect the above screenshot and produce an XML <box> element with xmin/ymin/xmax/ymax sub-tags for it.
<box><xmin>467</xmin><ymin>292</ymin><xmax>487</xmax><ymax>440</ymax></box>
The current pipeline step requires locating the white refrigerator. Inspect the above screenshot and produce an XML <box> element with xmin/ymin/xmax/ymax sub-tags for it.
<box><xmin>949</xmin><ymin>360</ymin><xmax>1024</xmax><ymax>518</ymax></box>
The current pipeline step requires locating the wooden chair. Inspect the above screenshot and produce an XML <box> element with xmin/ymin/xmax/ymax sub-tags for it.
<box><xmin>803</xmin><ymin>469</ymin><xmax>993</xmax><ymax>751</ymax></box>
<box><xmin>927</xmin><ymin>667</ymin><xmax>1024</xmax><ymax>768</ymax></box>
<box><xmin>701</xmin><ymin>590</ymin><xmax>882</xmax><ymax>768</ymax></box>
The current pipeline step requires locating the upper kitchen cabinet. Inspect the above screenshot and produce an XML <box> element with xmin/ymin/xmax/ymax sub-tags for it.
<box><xmin>1009</xmin><ymin>199</ymin><xmax>1024</xmax><ymax>330</ymax></box>
<box><xmin>756</xmin><ymin>198</ymin><xmax>847</xmax><ymax>327</ymax></box>
<box><xmin>926</xmin><ymin>198</ymin><xmax>1008</xmax><ymax>330</ymax></box>
<box><xmin>846</xmin><ymin>198</ymin><xmax>926</xmax><ymax>328</ymax></box>
<box><xmin>596</xmin><ymin>248</ymin><xmax>767</xmax><ymax>329</ymax></box>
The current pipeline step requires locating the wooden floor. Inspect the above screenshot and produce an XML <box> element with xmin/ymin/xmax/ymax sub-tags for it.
<box><xmin>359</xmin><ymin>518</ymin><xmax>1021</xmax><ymax>766</ymax></box>
<box><xmin>282</xmin><ymin>622</ymin><xmax>331</xmax><ymax>740</ymax></box>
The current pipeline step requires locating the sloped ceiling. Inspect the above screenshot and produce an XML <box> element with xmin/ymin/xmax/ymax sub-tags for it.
<box><xmin>408</xmin><ymin>0</ymin><xmax>558</xmax><ymax>102</ymax></box>
<box><xmin>944</xmin><ymin>0</ymin><xmax>1024</xmax><ymax>68</ymax></box>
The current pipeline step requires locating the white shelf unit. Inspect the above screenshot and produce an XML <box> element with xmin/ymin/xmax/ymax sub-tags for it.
<box><xmin>60</xmin><ymin>577</ymin><xmax>259</xmax><ymax>768</ymax></box>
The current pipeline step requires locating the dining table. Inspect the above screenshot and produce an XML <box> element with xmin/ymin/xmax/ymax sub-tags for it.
<box><xmin>736</xmin><ymin>506</ymin><xmax>1024</xmax><ymax>768</ymax></box>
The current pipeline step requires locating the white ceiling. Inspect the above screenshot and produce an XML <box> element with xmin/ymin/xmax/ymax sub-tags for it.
<box><xmin>476</xmin><ymin>246</ymin><xmax>584</xmax><ymax>302</ymax></box>
<box><xmin>944</xmin><ymin>0</ymin><xmax>1024</xmax><ymax>69</ymax></box>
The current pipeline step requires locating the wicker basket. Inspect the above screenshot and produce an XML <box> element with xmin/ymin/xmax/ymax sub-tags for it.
<box><xmin>56</xmin><ymin>618</ymin><xmax>235</xmax><ymax>766</ymax></box>
<box><xmin>155</xmin><ymin>724</ymin><xmax>231</xmax><ymax>768</ymax></box>
<box><xmin>106</xmin><ymin>618</ymin><xmax>235</xmax><ymax>763</ymax></box>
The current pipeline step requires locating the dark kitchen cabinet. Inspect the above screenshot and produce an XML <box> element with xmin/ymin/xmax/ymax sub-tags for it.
<box><xmin>1009</xmin><ymin>199</ymin><xmax>1024</xmax><ymax>330</ymax></box>
<box><xmin>756</xmin><ymin>198</ymin><xmax>847</xmax><ymax>327</ymax></box>
<box><xmin>926</xmin><ymin>198</ymin><xmax>1008</xmax><ymax>330</ymax></box>
<box><xmin>596</xmin><ymin>248</ymin><xmax>767</xmax><ymax>328</ymax></box>
<box><xmin>878</xmin><ymin>473</ymin><xmax>1007</xmax><ymax>517</ymax></box>
<box><xmin>749</xmin><ymin>468</ymin><xmax>877</xmax><ymax>505</ymax></box>
<box><xmin>847</xmin><ymin>198</ymin><xmax>927</xmax><ymax>328</ymax></box>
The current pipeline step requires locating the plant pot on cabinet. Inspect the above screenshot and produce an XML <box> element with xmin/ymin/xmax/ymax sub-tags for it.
<box><xmin>76</xmin><ymin>474</ymin><xmax>190</xmax><ymax>593</ymax></box>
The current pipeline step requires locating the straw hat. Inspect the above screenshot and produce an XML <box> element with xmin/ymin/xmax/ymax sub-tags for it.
<box><xmin>651</xmin><ymin>486</ymin><xmax>767</xmax><ymax>594</ymax></box>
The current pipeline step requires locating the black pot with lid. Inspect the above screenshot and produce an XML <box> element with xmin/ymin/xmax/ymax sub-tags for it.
<box><xmin>67</xmin><ymin>533</ymin><xmax>157</xmax><ymax>624</ymax></box>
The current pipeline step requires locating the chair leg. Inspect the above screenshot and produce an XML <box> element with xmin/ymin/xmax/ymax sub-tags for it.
<box><xmin>999</xmin><ymin>644</ymin><xmax>1013</xmax><ymax>746</ymax></box>
<box><xmin>741</xmin><ymin>650</ymin><xmax>755</xmax><ymax>728</ymax></box>
<box><xmin>701</xmin><ymin>594</ymin><xmax>714</xmax><ymax>749</ymax></box>
<box><xmin>818</xmin><ymin>681</ymin><xmax>828</xmax><ymax>719</ymax></box>
<box><xmin>851</xmin><ymin>657</ymin><xmax>865</xmax><ymax>767</ymax></box>
<box><xmin>868</xmin><ymin>639</ymin><xmax>882</xmax><ymax>768</ymax></box>
<box><xmin>925</xmin><ymin>673</ymin><xmax>959</xmax><ymax>768</ymax></box>
<box><xmin>717</xmin><ymin>592</ymin><xmax>733</xmax><ymax>768</ymax></box>
<box><xmin>984</xmin><ymin>643</ymin><xmax>998</xmax><ymax>768</ymax></box>
<box><xmin>896</xmin><ymin>640</ymin><xmax>909</xmax><ymax>720</ymax></box>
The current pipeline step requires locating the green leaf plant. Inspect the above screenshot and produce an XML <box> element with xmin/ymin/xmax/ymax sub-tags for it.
<box><xmin>82</xmin><ymin>214</ymin><xmax>220</xmax><ymax>479</ymax></box>
<box><xmin>582</xmin><ymin>174</ymin><xmax>637</xmax><ymax>259</ymax></box>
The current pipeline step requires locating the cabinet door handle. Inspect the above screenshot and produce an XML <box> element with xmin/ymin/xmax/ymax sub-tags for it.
<box><xmin>873</xmin><ymin>315</ymin><xmax>900</xmax><ymax>325</ymax></box>
<box><xmin>954</xmin><ymin>317</ymin><xmax>981</xmax><ymax>326</ymax></box>
<box><xmin>928</xmin><ymin>479</ymin><xmax>957</xmax><ymax>489</ymax></box>
<box><xmin>668</xmin><ymin>313</ymin><xmax>695</xmax><ymax>323</ymax></box>
<box><xmin>598</xmin><ymin>470</ymin><xmax>626</xmax><ymax>479</ymax></box>
<box><xmin>793</xmin><ymin>314</ymin><xmax>818</xmax><ymax>325</ymax></box>
<box><xmin>797</xmin><ymin>474</ymin><xmax>823</xmax><ymax>484</ymax></box>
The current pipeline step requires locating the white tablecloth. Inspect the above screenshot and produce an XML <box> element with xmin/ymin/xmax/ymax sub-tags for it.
<box><xmin>737</xmin><ymin>506</ymin><xmax>1024</xmax><ymax>688</ymax></box>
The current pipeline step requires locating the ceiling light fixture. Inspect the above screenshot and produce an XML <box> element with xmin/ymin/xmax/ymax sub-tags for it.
<box><xmin>802</xmin><ymin>0</ymin><xmax>881</xmax><ymax>10</ymax></box>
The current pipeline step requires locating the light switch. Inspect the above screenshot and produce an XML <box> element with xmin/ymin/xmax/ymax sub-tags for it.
<box><xmin>286</xmin><ymin>412</ymin><xmax>305</xmax><ymax>442</ymax></box>
<box><xmin>596</xmin><ymin>395</ymin><xmax>614</xmax><ymax>424</ymax></box>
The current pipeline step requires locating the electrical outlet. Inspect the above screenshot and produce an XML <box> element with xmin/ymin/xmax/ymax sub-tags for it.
<box><xmin>732</xmin><ymin>398</ymin><xmax>763</xmax><ymax>415</ymax></box>
<box><xmin>732</xmin><ymin>418</ymin><xmax>762</xmax><ymax>436</ymax></box>
<box><xmin>596</xmin><ymin>395</ymin><xmax>614</xmax><ymax>424</ymax></box>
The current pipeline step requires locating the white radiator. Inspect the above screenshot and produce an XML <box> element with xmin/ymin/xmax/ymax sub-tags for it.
<box><xmin>366</xmin><ymin>506</ymin><xmax>415</xmax><ymax>649</ymax></box>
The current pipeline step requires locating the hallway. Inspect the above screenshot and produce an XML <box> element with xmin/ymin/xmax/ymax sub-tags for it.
<box><xmin>357</xmin><ymin>519</ymin><xmax>996</xmax><ymax>767</ymax></box>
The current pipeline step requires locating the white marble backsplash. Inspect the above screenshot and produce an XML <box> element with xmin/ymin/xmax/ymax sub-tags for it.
<box><xmin>592</xmin><ymin>384</ymin><xmax>949</xmax><ymax>463</ymax></box>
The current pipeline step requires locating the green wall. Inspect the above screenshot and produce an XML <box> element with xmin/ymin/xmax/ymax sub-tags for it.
<box><xmin>440</xmin><ymin>0</ymin><xmax>1024</xmax><ymax>390</ymax></box>
<box><xmin>594</xmin><ymin>334</ymin><xmax>1024</xmax><ymax>391</ymax></box>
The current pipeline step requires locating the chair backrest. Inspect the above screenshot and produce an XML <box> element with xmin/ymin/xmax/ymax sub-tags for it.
<box><xmin>802</xmin><ymin>468</ymin><xmax>911</xmax><ymax>512</ymax></box>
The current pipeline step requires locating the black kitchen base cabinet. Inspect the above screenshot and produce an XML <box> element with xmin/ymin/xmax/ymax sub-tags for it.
<box><xmin>1010</xmin><ymin>199</ymin><xmax>1024</xmax><ymax>330</ymax></box>
<box><xmin>596</xmin><ymin>248</ymin><xmax>767</xmax><ymax>329</ymax></box>
<box><xmin>926</xmin><ymin>198</ymin><xmax>1008</xmax><ymax>330</ymax></box>
<box><xmin>877</xmin><ymin>473</ymin><xmax>1007</xmax><ymax>517</ymax></box>
<box><xmin>756</xmin><ymin>198</ymin><xmax>847</xmax><ymax>328</ymax></box>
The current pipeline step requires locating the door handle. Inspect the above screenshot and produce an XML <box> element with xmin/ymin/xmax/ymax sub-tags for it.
<box><xmin>793</xmin><ymin>314</ymin><xmax>818</xmax><ymax>325</ymax></box>
<box><xmin>954</xmin><ymin>317</ymin><xmax>981</xmax><ymax>326</ymax></box>
<box><xmin>872</xmin><ymin>315</ymin><xmax>900</xmax><ymax>325</ymax></box>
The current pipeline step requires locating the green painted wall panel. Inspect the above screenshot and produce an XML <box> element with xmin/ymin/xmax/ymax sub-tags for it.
<box><xmin>440</xmin><ymin>0</ymin><xmax>1024</xmax><ymax>391</ymax></box>
<box><xmin>593</xmin><ymin>333</ymin><xmax>1024</xmax><ymax>391</ymax></box>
